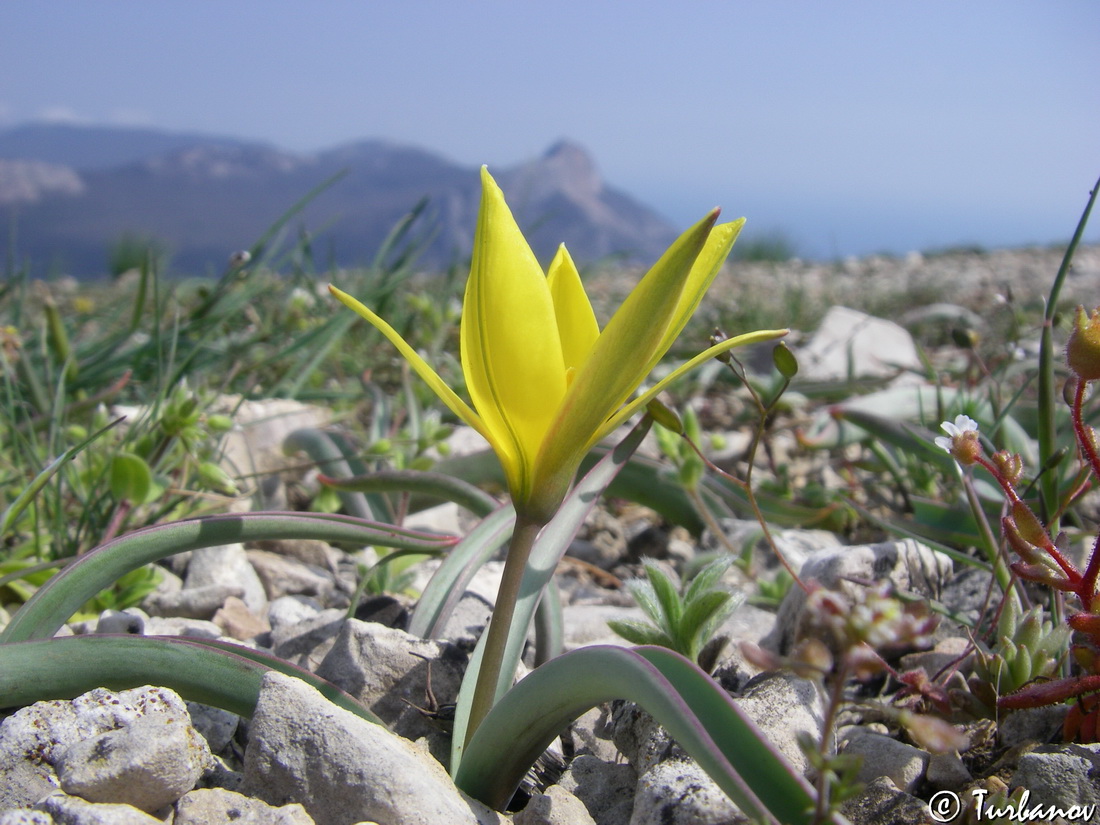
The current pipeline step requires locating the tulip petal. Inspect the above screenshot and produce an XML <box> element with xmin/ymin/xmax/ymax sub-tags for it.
<box><xmin>529</xmin><ymin>210</ymin><xmax>719</xmax><ymax>511</ymax></box>
<box><xmin>328</xmin><ymin>285</ymin><xmax>490</xmax><ymax>440</ymax></box>
<box><xmin>462</xmin><ymin>168</ymin><xmax>568</xmax><ymax>501</ymax></box>
<box><xmin>594</xmin><ymin>327</ymin><xmax>789</xmax><ymax>448</ymax></box>
<box><xmin>546</xmin><ymin>245</ymin><xmax>599</xmax><ymax>375</ymax></box>
<box><xmin>648</xmin><ymin>219</ymin><xmax>745</xmax><ymax>372</ymax></box>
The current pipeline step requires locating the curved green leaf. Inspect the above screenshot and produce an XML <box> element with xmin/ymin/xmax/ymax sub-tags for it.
<box><xmin>407</xmin><ymin>503</ymin><xmax>516</xmax><ymax>639</ymax></box>
<box><xmin>0</xmin><ymin>634</ymin><xmax>382</xmax><ymax>725</ymax></box>
<box><xmin>282</xmin><ymin>428</ymin><xmax>377</xmax><ymax>519</ymax></box>
<box><xmin>1</xmin><ymin>511</ymin><xmax>456</xmax><ymax>643</ymax></box>
<box><xmin>456</xmin><ymin>645</ymin><xmax>834</xmax><ymax>824</ymax></box>
<box><xmin>532</xmin><ymin>578</ymin><xmax>563</xmax><ymax>667</ymax></box>
<box><xmin>319</xmin><ymin>468</ymin><xmax>500</xmax><ymax>519</ymax></box>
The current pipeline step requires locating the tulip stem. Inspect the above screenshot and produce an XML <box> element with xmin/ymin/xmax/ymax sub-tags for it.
<box><xmin>465</xmin><ymin>513</ymin><xmax>545</xmax><ymax>746</ymax></box>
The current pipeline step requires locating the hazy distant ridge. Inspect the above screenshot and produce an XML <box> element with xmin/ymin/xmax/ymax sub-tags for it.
<box><xmin>0</xmin><ymin>124</ymin><xmax>680</xmax><ymax>276</ymax></box>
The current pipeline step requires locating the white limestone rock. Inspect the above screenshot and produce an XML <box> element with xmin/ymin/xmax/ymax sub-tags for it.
<box><xmin>174</xmin><ymin>787</ymin><xmax>316</xmax><ymax>825</ymax></box>
<box><xmin>840</xmin><ymin>728</ymin><xmax>928</xmax><ymax>793</ymax></box>
<box><xmin>35</xmin><ymin>792</ymin><xmax>163</xmax><ymax>825</ymax></box>
<box><xmin>56</xmin><ymin>710</ymin><xmax>213</xmax><ymax>812</ymax></box>
<box><xmin>0</xmin><ymin>685</ymin><xmax>200</xmax><ymax>811</ymax></box>
<box><xmin>796</xmin><ymin>305</ymin><xmax>922</xmax><ymax>381</ymax></box>
<box><xmin>241</xmin><ymin>671</ymin><xmax>506</xmax><ymax>825</ymax></box>
<box><xmin>513</xmin><ymin>785</ymin><xmax>597</xmax><ymax>825</ymax></box>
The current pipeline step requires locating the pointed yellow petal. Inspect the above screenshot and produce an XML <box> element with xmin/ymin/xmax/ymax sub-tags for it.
<box><xmin>546</xmin><ymin>244</ymin><xmax>599</xmax><ymax>374</ymax></box>
<box><xmin>648</xmin><ymin>218</ymin><xmax>745</xmax><ymax>371</ymax></box>
<box><xmin>594</xmin><ymin>327</ymin><xmax>789</xmax><ymax>447</ymax></box>
<box><xmin>461</xmin><ymin>168</ymin><xmax>568</xmax><ymax>500</ymax></box>
<box><xmin>528</xmin><ymin>209</ymin><xmax>719</xmax><ymax>512</ymax></box>
<box><xmin>328</xmin><ymin>284</ymin><xmax>490</xmax><ymax>441</ymax></box>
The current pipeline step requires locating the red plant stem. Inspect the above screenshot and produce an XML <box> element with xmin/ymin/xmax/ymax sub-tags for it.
<box><xmin>1072</xmin><ymin>379</ymin><xmax>1100</xmax><ymax>611</ymax></box>
<box><xmin>973</xmin><ymin>455</ymin><xmax>1081</xmax><ymax>585</ymax></box>
<box><xmin>974</xmin><ymin>455</ymin><xmax>1025</xmax><ymax>507</ymax></box>
<box><xmin>998</xmin><ymin>673</ymin><xmax>1100</xmax><ymax>709</ymax></box>
<box><xmin>1072</xmin><ymin>379</ymin><xmax>1100</xmax><ymax>479</ymax></box>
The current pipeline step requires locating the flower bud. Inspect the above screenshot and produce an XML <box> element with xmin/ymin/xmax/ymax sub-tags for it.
<box><xmin>1010</xmin><ymin>501</ymin><xmax>1051</xmax><ymax>549</ymax></box>
<box><xmin>1010</xmin><ymin>560</ymin><xmax>1073</xmax><ymax>591</ymax></box>
<box><xmin>772</xmin><ymin>342</ymin><xmax>799</xmax><ymax>378</ymax></box>
<box><xmin>991</xmin><ymin>451</ymin><xmax>1023</xmax><ymax>487</ymax></box>
<box><xmin>1066</xmin><ymin>305</ymin><xmax>1100</xmax><ymax>381</ymax></box>
<box><xmin>709</xmin><ymin>328</ymin><xmax>733</xmax><ymax>364</ymax></box>
<box><xmin>205</xmin><ymin>414</ymin><xmax>234</xmax><ymax>433</ymax></box>
<box><xmin>790</xmin><ymin>637</ymin><xmax>833</xmax><ymax>677</ymax></box>
<box><xmin>645</xmin><ymin>398</ymin><xmax>683</xmax><ymax>434</ymax></box>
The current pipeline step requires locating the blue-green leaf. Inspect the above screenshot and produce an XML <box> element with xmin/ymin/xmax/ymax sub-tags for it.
<box><xmin>1</xmin><ymin>511</ymin><xmax>456</xmax><ymax>643</ymax></box>
<box><xmin>0</xmin><ymin>634</ymin><xmax>381</xmax><ymax>725</ymax></box>
<box><xmin>456</xmin><ymin>644</ymin><xmax>834</xmax><ymax>824</ymax></box>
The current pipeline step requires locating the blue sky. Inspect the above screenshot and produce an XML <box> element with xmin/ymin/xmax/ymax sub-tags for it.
<box><xmin>2</xmin><ymin>1</ymin><xmax>1097</xmax><ymax>259</ymax></box>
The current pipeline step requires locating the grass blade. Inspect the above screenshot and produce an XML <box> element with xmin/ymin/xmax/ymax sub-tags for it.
<box><xmin>1037</xmin><ymin>176</ymin><xmax>1100</xmax><ymax>525</ymax></box>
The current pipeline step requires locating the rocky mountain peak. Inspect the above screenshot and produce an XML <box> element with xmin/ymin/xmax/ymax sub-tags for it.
<box><xmin>0</xmin><ymin>123</ymin><xmax>681</xmax><ymax>275</ymax></box>
<box><xmin>504</xmin><ymin>138</ymin><xmax>604</xmax><ymax>206</ymax></box>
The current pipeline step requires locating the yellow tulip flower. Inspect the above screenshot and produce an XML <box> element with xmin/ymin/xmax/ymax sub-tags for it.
<box><xmin>330</xmin><ymin>167</ymin><xmax>785</xmax><ymax>522</ymax></box>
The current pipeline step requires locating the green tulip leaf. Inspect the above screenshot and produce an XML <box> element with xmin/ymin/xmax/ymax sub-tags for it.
<box><xmin>0</xmin><ymin>634</ymin><xmax>381</xmax><ymax>725</ymax></box>
<box><xmin>1</xmin><ymin>511</ymin><xmax>456</xmax><ymax>643</ymax></box>
<box><xmin>449</xmin><ymin>416</ymin><xmax>651</xmax><ymax>771</ymax></box>
<box><xmin>456</xmin><ymin>644</ymin><xmax>832</xmax><ymax>824</ymax></box>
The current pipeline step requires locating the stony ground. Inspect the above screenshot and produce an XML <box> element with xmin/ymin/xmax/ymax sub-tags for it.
<box><xmin>4</xmin><ymin>243</ymin><xmax>1100</xmax><ymax>825</ymax></box>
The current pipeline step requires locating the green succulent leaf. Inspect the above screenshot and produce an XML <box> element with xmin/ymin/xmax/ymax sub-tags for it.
<box><xmin>606</xmin><ymin>619</ymin><xmax>675</xmax><ymax>648</ymax></box>
<box><xmin>646</xmin><ymin>562</ymin><xmax>684</xmax><ymax>628</ymax></box>
<box><xmin>625</xmin><ymin>579</ymin><xmax>666</xmax><ymax>629</ymax></box>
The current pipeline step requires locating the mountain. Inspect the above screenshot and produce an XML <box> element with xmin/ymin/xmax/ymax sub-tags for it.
<box><xmin>0</xmin><ymin>123</ymin><xmax>251</xmax><ymax>170</ymax></box>
<box><xmin>0</xmin><ymin>124</ymin><xmax>680</xmax><ymax>277</ymax></box>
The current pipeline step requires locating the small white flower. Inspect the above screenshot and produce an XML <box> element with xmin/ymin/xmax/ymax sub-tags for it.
<box><xmin>935</xmin><ymin>414</ymin><xmax>979</xmax><ymax>453</ymax></box>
